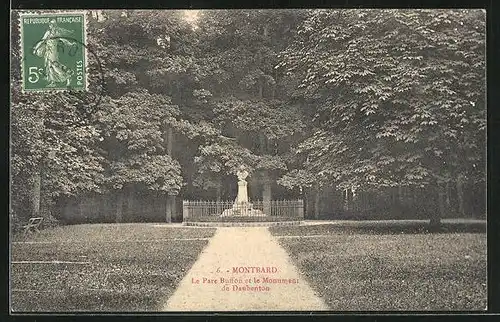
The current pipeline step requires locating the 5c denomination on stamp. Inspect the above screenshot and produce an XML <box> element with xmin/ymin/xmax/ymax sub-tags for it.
<box><xmin>20</xmin><ymin>12</ymin><xmax>87</xmax><ymax>91</ymax></box>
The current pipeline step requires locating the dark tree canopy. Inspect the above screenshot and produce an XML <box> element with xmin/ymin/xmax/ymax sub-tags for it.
<box><xmin>10</xmin><ymin>9</ymin><xmax>486</xmax><ymax>224</ymax></box>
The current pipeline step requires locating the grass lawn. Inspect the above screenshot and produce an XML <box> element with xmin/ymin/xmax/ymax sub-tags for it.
<box><xmin>11</xmin><ymin>223</ymin><xmax>216</xmax><ymax>312</ymax></box>
<box><xmin>270</xmin><ymin>222</ymin><xmax>487</xmax><ymax>311</ymax></box>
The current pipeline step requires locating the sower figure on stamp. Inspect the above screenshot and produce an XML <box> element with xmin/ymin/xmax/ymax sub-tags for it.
<box><xmin>33</xmin><ymin>20</ymin><xmax>75</xmax><ymax>87</ymax></box>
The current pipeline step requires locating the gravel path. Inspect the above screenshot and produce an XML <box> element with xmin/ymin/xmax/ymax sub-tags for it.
<box><xmin>162</xmin><ymin>227</ymin><xmax>328</xmax><ymax>311</ymax></box>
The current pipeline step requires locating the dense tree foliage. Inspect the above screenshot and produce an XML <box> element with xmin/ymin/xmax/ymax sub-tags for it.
<box><xmin>11</xmin><ymin>11</ymin><xmax>105</xmax><ymax>226</ymax></box>
<box><xmin>10</xmin><ymin>9</ymin><xmax>486</xmax><ymax>226</ymax></box>
<box><xmin>277</xmin><ymin>9</ymin><xmax>486</xmax><ymax>222</ymax></box>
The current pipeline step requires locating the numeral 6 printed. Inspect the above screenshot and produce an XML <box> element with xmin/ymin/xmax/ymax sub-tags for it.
<box><xmin>28</xmin><ymin>67</ymin><xmax>44</xmax><ymax>83</ymax></box>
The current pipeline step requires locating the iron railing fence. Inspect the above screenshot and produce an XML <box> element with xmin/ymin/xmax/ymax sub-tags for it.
<box><xmin>182</xmin><ymin>200</ymin><xmax>304</xmax><ymax>222</ymax></box>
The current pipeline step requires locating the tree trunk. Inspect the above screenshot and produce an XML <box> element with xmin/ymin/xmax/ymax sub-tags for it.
<box><xmin>359</xmin><ymin>190</ymin><xmax>365</xmax><ymax>212</ymax></box>
<box><xmin>166</xmin><ymin>194</ymin><xmax>173</xmax><ymax>223</ymax></box>
<box><xmin>259</xmin><ymin>133</ymin><xmax>267</xmax><ymax>154</ymax></box>
<box><xmin>262</xmin><ymin>176</ymin><xmax>272</xmax><ymax>215</ymax></box>
<box><xmin>31</xmin><ymin>108</ymin><xmax>45</xmax><ymax>221</ymax></box>
<box><xmin>128</xmin><ymin>186</ymin><xmax>134</xmax><ymax>220</ymax></box>
<box><xmin>429</xmin><ymin>217</ymin><xmax>441</xmax><ymax>228</ymax></box>
<box><xmin>351</xmin><ymin>186</ymin><xmax>357</xmax><ymax>211</ymax></box>
<box><xmin>165</xmin><ymin>195</ymin><xmax>175</xmax><ymax>223</ymax></box>
<box><xmin>259</xmin><ymin>131</ymin><xmax>272</xmax><ymax>215</ymax></box>
<box><xmin>343</xmin><ymin>188</ymin><xmax>349</xmax><ymax>211</ymax></box>
<box><xmin>456</xmin><ymin>174</ymin><xmax>465</xmax><ymax>217</ymax></box>
<box><xmin>305</xmin><ymin>189</ymin><xmax>313</xmax><ymax>219</ymax></box>
<box><xmin>438</xmin><ymin>182</ymin><xmax>445</xmax><ymax>219</ymax></box>
<box><xmin>216</xmin><ymin>182</ymin><xmax>222</xmax><ymax>214</ymax></box>
<box><xmin>115</xmin><ymin>191</ymin><xmax>124</xmax><ymax>223</ymax></box>
<box><xmin>445</xmin><ymin>180</ymin><xmax>451</xmax><ymax>210</ymax></box>
<box><xmin>164</xmin><ymin>122</ymin><xmax>174</xmax><ymax>223</ymax></box>
<box><xmin>216</xmin><ymin>183</ymin><xmax>221</xmax><ymax>202</ymax></box>
<box><xmin>430</xmin><ymin>182</ymin><xmax>444</xmax><ymax>228</ymax></box>
<box><xmin>31</xmin><ymin>166</ymin><xmax>42</xmax><ymax>218</ymax></box>
<box><xmin>79</xmin><ymin>199</ymin><xmax>85</xmax><ymax>221</ymax></box>
<box><xmin>165</xmin><ymin>125</ymin><xmax>173</xmax><ymax>155</ymax></box>
<box><xmin>314</xmin><ymin>188</ymin><xmax>320</xmax><ymax>219</ymax></box>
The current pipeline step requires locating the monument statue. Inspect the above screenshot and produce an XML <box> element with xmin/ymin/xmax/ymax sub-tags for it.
<box><xmin>220</xmin><ymin>165</ymin><xmax>265</xmax><ymax>217</ymax></box>
<box><xmin>236</xmin><ymin>166</ymin><xmax>249</xmax><ymax>183</ymax></box>
<box><xmin>234</xmin><ymin>165</ymin><xmax>250</xmax><ymax>206</ymax></box>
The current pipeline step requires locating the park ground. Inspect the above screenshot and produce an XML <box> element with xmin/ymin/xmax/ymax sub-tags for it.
<box><xmin>10</xmin><ymin>220</ymin><xmax>486</xmax><ymax>311</ymax></box>
<box><xmin>270</xmin><ymin>220</ymin><xmax>487</xmax><ymax>311</ymax></box>
<box><xmin>11</xmin><ymin>224</ymin><xmax>216</xmax><ymax>311</ymax></box>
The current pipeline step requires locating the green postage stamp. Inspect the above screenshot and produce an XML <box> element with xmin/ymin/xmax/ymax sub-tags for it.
<box><xmin>20</xmin><ymin>12</ymin><xmax>87</xmax><ymax>91</ymax></box>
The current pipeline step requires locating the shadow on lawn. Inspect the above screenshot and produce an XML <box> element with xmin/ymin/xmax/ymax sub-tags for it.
<box><xmin>11</xmin><ymin>289</ymin><xmax>160</xmax><ymax>312</ymax></box>
<box><xmin>272</xmin><ymin>222</ymin><xmax>486</xmax><ymax>236</ymax></box>
<box><xmin>345</xmin><ymin>222</ymin><xmax>487</xmax><ymax>235</ymax></box>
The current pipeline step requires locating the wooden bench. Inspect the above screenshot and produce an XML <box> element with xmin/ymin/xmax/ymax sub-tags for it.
<box><xmin>23</xmin><ymin>217</ymin><xmax>44</xmax><ymax>236</ymax></box>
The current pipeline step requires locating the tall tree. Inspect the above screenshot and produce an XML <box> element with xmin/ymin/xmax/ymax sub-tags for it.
<box><xmin>193</xmin><ymin>10</ymin><xmax>307</xmax><ymax>206</ymax></box>
<box><xmin>11</xmin><ymin>10</ymin><xmax>105</xmax><ymax>225</ymax></box>
<box><xmin>88</xmin><ymin>10</ymin><xmax>202</xmax><ymax>222</ymax></box>
<box><xmin>277</xmin><ymin>9</ymin><xmax>486</xmax><ymax>223</ymax></box>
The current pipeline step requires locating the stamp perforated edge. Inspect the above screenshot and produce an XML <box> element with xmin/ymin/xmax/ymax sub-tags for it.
<box><xmin>17</xmin><ymin>10</ymin><xmax>89</xmax><ymax>93</ymax></box>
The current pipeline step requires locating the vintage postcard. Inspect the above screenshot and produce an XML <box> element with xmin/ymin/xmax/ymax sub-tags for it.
<box><xmin>10</xmin><ymin>9</ymin><xmax>487</xmax><ymax>312</ymax></box>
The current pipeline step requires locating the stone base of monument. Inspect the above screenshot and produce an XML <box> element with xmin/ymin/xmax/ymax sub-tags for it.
<box><xmin>219</xmin><ymin>202</ymin><xmax>266</xmax><ymax>217</ymax></box>
<box><xmin>185</xmin><ymin>221</ymin><xmax>303</xmax><ymax>227</ymax></box>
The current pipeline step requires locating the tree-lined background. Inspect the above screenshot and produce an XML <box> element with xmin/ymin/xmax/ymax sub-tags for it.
<box><xmin>10</xmin><ymin>9</ymin><xmax>486</xmax><ymax>226</ymax></box>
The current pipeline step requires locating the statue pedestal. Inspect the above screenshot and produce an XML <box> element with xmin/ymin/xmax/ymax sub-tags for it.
<box><xmin>235</xmin><ymin>180</ymin><xmax>249</xmax><ymax>205</ymax></box>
